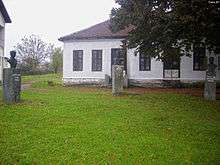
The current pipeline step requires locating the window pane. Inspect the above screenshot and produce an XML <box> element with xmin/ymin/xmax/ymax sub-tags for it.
<box><xmin>146</xmin><ymin>58</ymin><xmax>150</xmax><ymax>70</ymax></box>
<box><xmin>73</xmin><ymin>50</ymin><xmax>83</xmax><ymax>71</ymax></box>
<box><xmin>139</xmin><ymin>54</ymin><xmax>151</xmax><ymax>71</ymax></box>
<box><xmin>193</xmin><ymin>44</ymin><xmax>206</xmax><ymax>71</ymax></box>
<box><xmin>92</xmin><ymin>50</ymin><xmax>102</xmax><ymax>71</ymax></box>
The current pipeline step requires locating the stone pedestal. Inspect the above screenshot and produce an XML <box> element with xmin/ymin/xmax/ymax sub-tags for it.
<box><xmin>123</xmin><ymin>72</ymin><xmax>129</xmax><ymax>88</ymax></box>
<box><xmin>104</xmin><ymin>74</ymin><xmax>110</xmax><ymax>86</ymax></box>
<box><xmin>204</xmin><ymin>75</ymin><xmax>216</xmax><ymax>100</ymax></box>
<box><xmin>112</xmin><ymin>65</ymin><xmax>124</xmax><ymax>95</ymax></box>
<box><xmin>3</xmin><ymin>68</ymin><xmax>21</xmax><ymax>104</ymax></box>
<box><xmin>204</xmin><ymin>57</ymin><xmax>217</xmax><ymax>101</ymax></box>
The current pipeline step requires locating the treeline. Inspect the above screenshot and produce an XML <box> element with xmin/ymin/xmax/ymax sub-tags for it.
<box><xmin>14</xmin><ymin>35</ymin><xmax>63</xmax><ymax>75</ymax></box>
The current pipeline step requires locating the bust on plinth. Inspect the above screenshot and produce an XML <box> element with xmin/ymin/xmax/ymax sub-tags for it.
<box><xmin>4</xmin><ymin>50</ymin><xmax>17</xmax><ymax>69</ymax></box>
<box><xmin>3</xmin><ymin>51</ymin><xmax>21</xmax><ymax>104</ymax></box>
<box><xmin>204</xmin><ymin>57</ymin><xmax>217</xmax><ymax>100</ymax></box>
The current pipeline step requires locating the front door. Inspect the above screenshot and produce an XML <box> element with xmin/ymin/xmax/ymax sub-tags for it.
<box><xmin>111</xmin><ymin>48</ymin><xmax>127</xmax><ymax>76</ymax></box>
<box><xmin>163</xmin><ymin>58</ymin><xmax>180</xmax><ymax>78</ymax></box>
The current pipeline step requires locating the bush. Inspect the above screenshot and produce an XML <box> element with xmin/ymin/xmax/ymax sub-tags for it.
<box><xmin>47</xmin><ymin>81</ymin><xmax>55</xmax><ymax>86</ymax></box>
<box><xmin>21</xmin><ymin>70</ymin><xmax>53</xmax><ymax>76</ymax></box>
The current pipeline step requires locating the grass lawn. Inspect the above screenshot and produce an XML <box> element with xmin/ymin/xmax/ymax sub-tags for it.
<box><xmin>0</xmin><ymin>74</ymin><xmax>220</xmax><ymax>164</ymax></box>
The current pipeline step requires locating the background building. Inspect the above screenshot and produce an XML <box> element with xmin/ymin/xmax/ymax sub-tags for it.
<box><xmin>0</xmin><ymin>0</ymin><xmax>11</xmax><ymax>83</ymax></box>
<box><xmin>59</xmin><ymin>20</ymin><xmax>220</xmax><ymax>86</ymax></box>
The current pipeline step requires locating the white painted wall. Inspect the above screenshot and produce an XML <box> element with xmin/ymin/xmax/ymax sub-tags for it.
<box><xmin>63</xmin><ymin>39</ymin><xmax>123</xmax><ymax>84</ymax></box>
<box><xmin>180</xmin><ymin>56</ymin><xmax>205</xmax><ymax>81</ymax></box>
<box><xmin>180</xmin><ymin>52</ymin><xmax>220</xmax><ymax>81</ymax></box>
<box><xmin>128</xmin><ymin>49</ymin><xmax>220</xmax><ymax>81</ymax></box>
<box><xmin>0</xmin><ymin>12</ymin><xmax>5</xmax><ymax>27</ymax></box>
<box><xmin>0</xmin><ymin>47</ymin><xmax>4</xmax><ymax>82</ymax></box>
<box><xmin>63</xmin><ymin>39</ymin><xmax>220</xmax><ymax>84</ymax></box>
<box><xmin>128</xmin><ymin>49</ymin><xmax>163</xmax><ymax>80</ymax></box>
<box><xmin>0</xmin><ymin>11</ymin><xmax>5</xmax><ymax>82</ymax></box>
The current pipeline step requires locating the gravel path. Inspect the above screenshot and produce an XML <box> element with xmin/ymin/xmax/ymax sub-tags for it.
<box><xmin>21</xmin><ymin>84</ymin><xmax>32</xmax><ymax>91</ymax></box>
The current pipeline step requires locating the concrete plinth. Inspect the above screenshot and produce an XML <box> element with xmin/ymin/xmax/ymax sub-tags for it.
<box><xmin>3</xmin><ymin>68</ymin><xmax>21</xmax><ymax>104</ymax></box>
<box><xmin>204</xmin><ymin>78</ymin><xmax>216</xmax><ymax>100</ymax></box>
<box><xmin>123</xmin><ymin>73</ymin><xmax>128</xmax><ymax>88</ymax></box>
<box><xmin>104</xmin><ymin>74</ymin><xmax>111</xmax><ymax>86</ymax></box>
<box><xmin>112</xmin><ymin>65</ymin><xmax>124</xmax><ymax>95</ymax></box>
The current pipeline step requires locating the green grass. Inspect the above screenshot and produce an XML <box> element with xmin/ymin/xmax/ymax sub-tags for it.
<box><xmin>0</xmin><ymin>74</ymin><xmax>220</xmax><ymax>164</ymax></box>
<box><xmin>22</xmin><ymin>73</ymin><xmax>62</xmax><ymax>84</ymax></box>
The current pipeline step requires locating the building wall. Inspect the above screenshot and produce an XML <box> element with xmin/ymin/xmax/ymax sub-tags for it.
<box><xmin>127</xmin><ymin>49</ymin><xmax>164</xmax><ymax>80</ymax></box>
<box><xmin>180</xmin><ymin>55</ymin><xmax>206</xmax><ymax>81</ymax></box>
<box><xmin>0</xmin><ymin>12</ymin><xmax>5</xmax><ymax>27</ymax></box>
<box><xmin>180</xmin><ymin>52</ymin><xmax>220</xmax><ymax>81</ymax></box>
<box><xmin>0</xmin><ymin>11</ymin><xmax>5</xmax><ymax>82</ymax></box>
<box><xmin>0</xmin><ymin>47</ymin><xmax>4</xmax><ymax>82</ymax></box>
<box><xmin>63</xmin><ymin>39</ymin><xmax>123</xmax><ymax>84</ymax></box>
<box><xmin>0</xmin><ymin>26</ymin><xmax>5</xmax><ymax>48</ymax></box>
<box><xmin>0</xmin><ymin>25</ymin><xmax>5</xmax><ymax>81</ymax></box>
<box><xmin>128</xmin><ymin>49</ymin><xmax>220</xmax><ymax>83</ymax></box>
<box><xmin>63</xmin><ymin>39</ymin><xmax>220</xmax><ymax>85</ymax></box>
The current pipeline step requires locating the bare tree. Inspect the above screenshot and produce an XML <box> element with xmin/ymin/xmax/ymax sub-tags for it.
<box><xmin>15</xmin><ymin>35</ymin><xmax>53</xmax><ymax>72</ymax></box>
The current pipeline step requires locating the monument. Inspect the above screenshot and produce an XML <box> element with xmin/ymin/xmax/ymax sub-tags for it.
<box><xmin>104</xmin><ymin>74</ymin><xmax>110</xmax><ymax>87</ymax></box>
<box><xmin>112</xmin><ymin>65</ymin><xmax>124</xmax><ymax>95</ymax></box>
<box><xmin>204</xmin><ymin>57</ymin><xmax>217</xmax><ymax>100</ymax></box>
<box><xmin>123</xmin><ymin>70</ymin><xmax>129</xmax><ymax>88</ymax></box>
<box><xmin>3</xmin><ymin>51</ymin><xmax>21</xmax><ymax>104</ymax></box>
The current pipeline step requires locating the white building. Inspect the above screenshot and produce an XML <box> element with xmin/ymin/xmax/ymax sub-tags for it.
<box><xmin>0</xmin><ymin>0</ymin><xmax>11</xmax><ymax>83</ymax></box>
<box><xmin>59</xmin><ymin>20</ymin><xmax>220</xmax><ymax>86</ymax></box>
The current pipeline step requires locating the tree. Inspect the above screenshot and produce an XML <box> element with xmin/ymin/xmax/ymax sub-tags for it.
<box><xmin>51</xmin><ymin>47</ymin><xmax>63</xmax><ymax>73</ymax></box>
<box><xmin>110</xmin><ymin>0</ymin><xmax>220</xmax><ymax>60</ymax></box>
<box><xmin>15</xmin><ymin>35</ymin><xmax>53</xmax><ymax>72</ymax></box>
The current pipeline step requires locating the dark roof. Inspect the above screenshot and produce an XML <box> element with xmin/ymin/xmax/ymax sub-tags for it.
<box><xmin>59</xmin><ymin>20</ymin><xmax>133</xmax><ymax>41</ymax></box>
<box><xmin>0</xmin><ymin>0</ymin><xmax>11</xmax><ymax>23</ymax></box>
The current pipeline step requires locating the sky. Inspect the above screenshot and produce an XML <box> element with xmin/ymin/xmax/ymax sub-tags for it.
<box><xmin>3</xmin><ymin>0</ymin><xmax>118</xmax><ymax>56</ymax></box>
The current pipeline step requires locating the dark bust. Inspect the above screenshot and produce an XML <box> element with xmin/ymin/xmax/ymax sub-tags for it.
<box><xmin>5</xmin><ymin>51</ymin><xmax>17</xmax><ymax>69</ymax></box>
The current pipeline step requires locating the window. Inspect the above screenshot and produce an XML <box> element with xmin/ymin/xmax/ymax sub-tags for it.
<box><xmin>218</xmin><ymin>56</ymin><xmax>220</xmax><ymax>70</ymax></box>
<box><xmin>73</xmin><ymin>50</ymin><xmax>83</xmax><ymax>71</ymax></box>
<box><xmin>193</xmin><ymin>45</ymin><xmax>206</xmax><ymax>71</ymax></box>
<box><xmin>139</xmin><ymin>54</ymin><xmax>151</xmax><ymax>71</ymax></box>
<box><xmin>92</xmin><ymin>50</ymin><xmax>102</xmax><ymax>71</ymax></box>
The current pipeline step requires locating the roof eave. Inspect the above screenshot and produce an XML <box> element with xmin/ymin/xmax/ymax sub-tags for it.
<box><xmin>0</xmin><ymin>0</ymin><xmax>12</xmax><ymax>23</ymax></box>
<box><xmin>58</xmin><ymin>36</ymin><xmax>127</xmax><ymax>42</ymax></box>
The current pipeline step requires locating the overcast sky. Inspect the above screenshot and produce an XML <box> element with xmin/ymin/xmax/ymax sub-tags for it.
<box><xmin>3</xmin><ymin>0</ymin><xmax>117</xmax><ymax>56</ymax></box>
